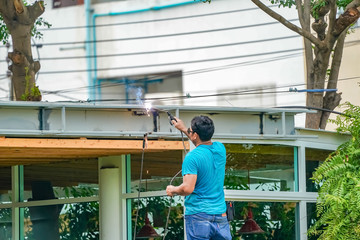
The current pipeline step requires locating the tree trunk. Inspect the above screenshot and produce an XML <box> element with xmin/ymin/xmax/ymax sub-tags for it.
<box><xmin>0</xmin><ymin>0</ymin><xmax>45</xmax><ymax>101</ymax></box>
<box><xmin>305</xmin><ymin>46</ymin><xmax>331</xmax><ymax>129</ymax></box>
<box><xmin>251</xmin><ymin>0</ymin><xmax>360</xmax><ymax>129</ymax></box>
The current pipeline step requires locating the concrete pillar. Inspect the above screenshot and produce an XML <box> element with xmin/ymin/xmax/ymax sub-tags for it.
<box><xmin>99</xmin><ymin>156</ymin><xmax>122</xmax><ymax>240</ymax></box>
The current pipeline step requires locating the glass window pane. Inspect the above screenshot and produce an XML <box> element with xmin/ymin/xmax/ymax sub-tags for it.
<box><xmin>225</xmin><ymin>144</ymin><xmax>295</xmax><ymax>191</ymax></box>
<box><xmin>24</xmin><ymin>159</ymin><xmax>99</xmax><ymax>201</ymax></box>
<box><xmin>0</xmin><ymin>208</ymin><xmax>11</xmax><ymax>240</ymax></box>
<box><xmin>24</xmin><ymin>201</ymin><xmax>99</xmax><ymax>240</ymax></box>
<box><xmin>130</xmin><ymin>196</ymin><xmax>184</xmax><ymax>240</ymax></box>
<box><xmin>129</xmin><ymin>151</ymin><xmax>183</xmax><ymax>193</ymax></box>
<box><xmin>306</xmin><ymin>148</ymin><xmax>333</xmax><ymax>192</ymax></box>
<box><xmin>0</xmin><ymin>167</ymin><xmax>11</xmax><ymax>203</ymax></box>
<box><xmin>307</xmin><ymin>202</ymin><xmax>319</xmax><ymax>240</ymax></box>
<box><xmin>229</xmin><ymin>201</ymin><xmax>296</xmax><ymax>239</ymax></box>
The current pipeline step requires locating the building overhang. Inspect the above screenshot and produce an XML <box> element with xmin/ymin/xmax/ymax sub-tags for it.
<box><xmin>0</xmin><ymin>137</ymin><xmax>188</xmax><ymax>166</ymax></box>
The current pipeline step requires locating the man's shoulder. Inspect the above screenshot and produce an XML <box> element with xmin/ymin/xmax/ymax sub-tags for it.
<box><xmin>213</xmin><ymin>141</ymin><xmax>225</xmax><ymax>148</ymax></box>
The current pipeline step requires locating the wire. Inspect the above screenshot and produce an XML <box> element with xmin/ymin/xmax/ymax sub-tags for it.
<box><xmin>163</xmin><ymin>131</ymin><xmax>187</xmax><ymax>240</ymax></box>
<box><xmin>133</xmin><ymin>133</ymin><xmax>149</xmax><ymax>240</ymax></box>
<box><xmin>36</xmin><ymin>48</ymin><xmax>303</xmax><ymax>75</ymax></box>
<box><xmin>2</xmin><ymin>19</ymin><xmax>298</xmax><ymax>48</ymax></box>
<box><xmin>30</xmin><ymin>53</ymin><xmax>301</xmax><ymax>100</ymax></box>
<box><xmin>275</xmin><ymin>106</ymin><xmax>345</xmax><ymax>115</ymax></box>
<box><xmin>36</xmin><ymin>5</ymin><xmax>281</xmax><ymax>31</ymax></box>
<box><xmin>0</xmin><ymin>35</ymin><xmax>300</xmax><ymax>62</ymax></box>
<box><xmin>36</xmin><ymin>53</ymin><xmax>302</xmax><ymax>96</ymax></box>
<box><xmin>0</xmin><ymin>86</ymin><xmax>8</xmax><ymax>92</ymax></box>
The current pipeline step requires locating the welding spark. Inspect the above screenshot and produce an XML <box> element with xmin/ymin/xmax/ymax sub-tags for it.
<box><xmin>145</xmin><ymin>102</ymin><xmax>152</xmax><ymax>116</ymax></box>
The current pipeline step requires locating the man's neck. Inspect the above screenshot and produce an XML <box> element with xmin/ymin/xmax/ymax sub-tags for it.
<box><xmin>195</xmin><ymin>140</ymin><xmax>212</xmax><ymax>147</ymax></box>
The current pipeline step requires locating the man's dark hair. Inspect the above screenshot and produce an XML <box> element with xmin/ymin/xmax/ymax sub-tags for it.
<box><xmin>191</xmin><ymin>115</ymin><xmax>215</xmax><ymax>141</ymax></box>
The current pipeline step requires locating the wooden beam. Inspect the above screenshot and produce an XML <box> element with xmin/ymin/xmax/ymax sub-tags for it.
<box><xmin>0</xmin><ymin>138</ymin><xmax>189</xmax><ymax>167</ymax></box>
<box><xmin>0</xmin><ymin>138</ymin><xmax>188</xmax><ymax>150</ymax></box>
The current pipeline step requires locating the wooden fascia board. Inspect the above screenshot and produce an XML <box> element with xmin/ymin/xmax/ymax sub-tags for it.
<box><xmin>0</xmin><ymin>138</ymin><xmax>189</xmax><ymax>150</ymax></box>
<box><xmin>0</xmin><ymin>138</ymin><xmax>189</xmax><ymax>161</ymax></box>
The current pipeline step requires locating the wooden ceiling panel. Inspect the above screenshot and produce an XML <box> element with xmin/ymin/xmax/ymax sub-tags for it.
<box><xmin>0</xmin><ymin>138</ymin><xmax>189</xmax><ymax>166</ymax></box>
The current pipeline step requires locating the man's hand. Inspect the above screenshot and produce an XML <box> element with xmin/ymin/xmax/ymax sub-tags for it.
<box><xmin>172</xmin><ymin>117</ymin><xmax>187</xmax><ymax>133</ymax></box>
<box><xmin>166</xmin><ymin>175</ymin><xmax>197</xmax><ymax>197</ymax></box>
<box><xmin>166</xmin><ymin>185</ymin><xmax>176</xmax><ymax>197</ymax></box>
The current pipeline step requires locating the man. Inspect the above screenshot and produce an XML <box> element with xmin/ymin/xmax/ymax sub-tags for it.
<box><xmin>166</xmin><ymin>115</ymin><xmax>232</xmax><ymax>240</ymax></box>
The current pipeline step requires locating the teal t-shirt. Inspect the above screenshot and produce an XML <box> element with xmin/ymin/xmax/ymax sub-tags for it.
<box><xmin>182</xmin><ymin>141</ymin><xmax>227</xmax><ymax>215</ymax></box>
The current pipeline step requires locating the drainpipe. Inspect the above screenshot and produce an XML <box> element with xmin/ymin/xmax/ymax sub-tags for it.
<box><xmin>85</xmin><ymin>0</ymin><xmax>94</xmax><ymax>101</ymax></box>
<box><xmin>90</xmin><ymin>0</ymin><xmax>201</xmax><ymax>100</ymax></box>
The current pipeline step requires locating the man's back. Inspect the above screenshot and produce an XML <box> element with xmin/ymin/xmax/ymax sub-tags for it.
<box><xmin>182</xmin><ymin>142</ymin><xmax>227</xmax><ymax>215</ymax></box>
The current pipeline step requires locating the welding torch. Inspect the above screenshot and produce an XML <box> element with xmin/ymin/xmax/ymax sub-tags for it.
<box><xmin>146</xmin><ymin>104</ymin><xmax>177</xmax><ymax>125</ymax></box>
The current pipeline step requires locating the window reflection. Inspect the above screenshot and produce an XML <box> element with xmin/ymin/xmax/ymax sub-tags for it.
<box><xmin>129</xmin><ymin>151</ymin><xmax>183</xmax><ymax>193</ymax></box>
<box><xmin>23</xmin><ymin>159</ymin><xmax>99</xmax><ymax>201</ymax></box>
<box><xmin>306</xmin><ymin>148</ymin><xmax>333</xmax><ymax>192</ymax></box>
<box><xmin>24</xmin><ymin>202</ymin><xmax>99</xmax><ymax>240</ymax></box>
<box><xmin>224</xmin><ymin>144</ymin><xmax>295</xmax><ymax>192</ymax></box>
<box><xmin>0</xmin><ymin>167</ymin><xmax>11</xmax><ymax>203</ymax></box>
<box><xmin>307</xmin><ymin>202</ymin><xmax>320</xmax><ymax>240</ymax></box>
<box><xmin>229</xmin><ymin>201</ymin><xmax>296</xmax><ymax>240</ymax></box>
<box><xmin>130</xmin><ymin>196</ymin><xmax>184</xmax><ymax>240</ymax></box>
<box><xmin>0</xmin><ymin>208</ymin><xmax>11</xmax><ymax>240</ymax></box>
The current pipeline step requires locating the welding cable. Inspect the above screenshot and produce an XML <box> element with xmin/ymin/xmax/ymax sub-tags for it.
<box><xmin>133</xmin><ymin>133</ymin><xmax>149</xmax><ymax>240</ymax></box>
<box><xmin>162</xmin><ymin>131</ymin><xmax>188</xmax><ymax>240</ymax></box>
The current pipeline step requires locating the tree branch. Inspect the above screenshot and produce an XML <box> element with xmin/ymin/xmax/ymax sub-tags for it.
<box><xmin>295</xmin><ymin>0</ymin><xmax>305</xmax><ymax>27</ymax></box>
<box><xmin>0</xmin><ymin>0</ymin><xmax>14</xmax><ymax>19</ymax></box>
<box><xmin>28</xmin><ymin>1</ymin><xmax>45</xmax><ymax>22</ymax></box>
<box><xmin>346</xmin><ymin>0</ymin><xmax>360</xmax><ymax>9</ymax></box>
<box><xmin>326</xmin><ymin>1</ymin><xmax>337</xmax><ymax>37</ymax></box>
<box><xmin>13</xmin><ymin>0</ymin><xmax>24</xmax><ymax>14</ymax></box>
<box><xmin>251</xmin><ymin>0</ymin><xmax>325</xmax><ymax>48</ymax></box>
<box><xmin>319</xmin><ymin>29</ymin><xmax>347</xmax><ymax>129</ymax></box>
<box><xmin>327</xmin><ymin>30</ymin><xmax>347</xmax><ymax>90</ymax></box>
<box><xmin>333</xmin><ymin>7</ymin><xmax>360</xmax><ymax>36</ymax></box>
<box><xmin>303</xmin><ymin>0</ymin><xmax>311</xmax><ymax>29</ymax></box>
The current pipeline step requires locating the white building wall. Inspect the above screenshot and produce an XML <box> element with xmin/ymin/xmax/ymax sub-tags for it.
<box><xmin>0</xmin><ymin>0</ymin><xmax>306</xmax><ymax>114</ymax></box>
<box><xmin>326</xmin><ymin>27</ymin><xmax>360</xmax><ymax>131</ymax></box>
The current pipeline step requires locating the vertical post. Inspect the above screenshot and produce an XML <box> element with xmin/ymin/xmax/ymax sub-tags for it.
<box><xmin>123</xmin><ymin>155</ymin><xmax>132</xmax><ymax>240</ymax></box>
<box><xmin>298</xmin><ymin>146</ymin><xmax>306</xmax><ymax>193</ymax></box>
<box><xmin>12</xmin><ymin>166</ymin><xmax>24</xmax><ymax>240</ymax></box>
<box><xmin>294</xmin><ymin>147</ymin><xmax>299</xmax><ymax>192</ymax></box>
<box><xmin>298</xmin><ymin>201</ymin><xmax>308</xmax><ymax>240</ymax></box>
<box><xmin>61</xmin><ymin>106</ymin><xmax>66</xmax><ymax>132</ymax></box>
<box><xmin>282</xmin><ymin>111</ymin><xmax>286</xmax><ymax>136</ymax></box>
<box><xmin>298</xmin><ymin>145</ymin><xmax>308</xmax><ymax>240</ymax></box>
<box><xmin>19</xmin><ymin>166</ymin><xmax>24</xmax><ymax>240</ymax></box>
<box><xmin>99</xmin><ymin>156</ymin><xmax>122</xmax><ymax>240</ymax></box>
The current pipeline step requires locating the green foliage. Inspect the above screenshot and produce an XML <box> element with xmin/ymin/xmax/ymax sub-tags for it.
<box><xmin>267</xmin><ymin>0</ymin><xmax>355</xmax><ymax>19</ymax></box>
<box><xmin>21</xmin><ymin>67</ymin><xmax>41</xmax><ymax>101</ymax></box>
<box><xmin>269</xmin><ymin>0</ymin><xmax>296</xmax><ymax>8</ymax></box>
<box><xmin>337</xmin><ymin>0</ymin><xmax>354</xmax><ymax>9</ymax></box>
<box><xmin>31</xmin><ymin>17</ymin><xmax>52</xmax><ymax>41</ymax></box>
<box><xmin>59</xmin><ymin>187</ymin><xmax>100</xmax><ymax>240</ymax></box>
<box><xmin>308</xmin><ymin>103</ymin><xmax>360</xmax><ymax>240</ymax></box>
<box><xmin>132</xmin><ymin>196</ymin><xmax>184</xmax><ymax>240</ymax></box>
<box><xmin>0</xmin><ymin>208</ymin><xmax>11</xmax><ymax>240</ymax></box>
<box><xmin>311</xmin><ymin>0</ymin><xmax>327</xmax><ymax>19</ymax></box>
<box><xmin>0</xmin><ymin>15</ymin><xmax>9</xmax><ymax>45</ymax></box>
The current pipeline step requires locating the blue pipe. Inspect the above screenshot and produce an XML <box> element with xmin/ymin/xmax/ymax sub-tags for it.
<box><xmin>297</xmin><ymin>89</ymin><xmax>337</xmax><ymax>93</ymax></box>
<box><xmin>85</xmin><ymin>0</ymin><xmax>94</xmax><ymax>100</ymax></box>
<box><xmin>289</xmin><ymin>88</ymin><xmax>337</xmax><ymax>93</ymax></box>
<box><xmin>90</xmin><ymin>1</ymin><xmax>201</xmax><ymax>100</ymax></box>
